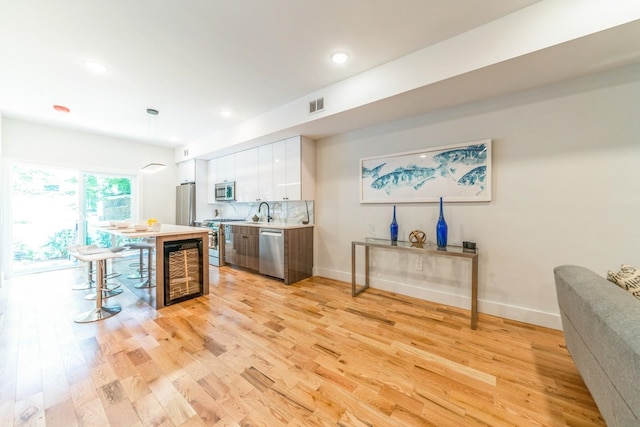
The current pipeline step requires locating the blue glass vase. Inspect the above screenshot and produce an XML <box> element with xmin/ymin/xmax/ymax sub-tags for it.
<box><xmin>390</xmin><ymin>205</ymin><xmax>398</xmax><ymax>242</ymax></box>
<box><xmin>436</xmin><ymin>197</ymin><xmax>448</xmax><ymax>248</ymax></box>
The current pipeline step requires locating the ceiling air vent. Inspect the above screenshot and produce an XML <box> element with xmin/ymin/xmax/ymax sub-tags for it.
<box><xmin>309</xmin><ymin>97</ymin><xmax>324</xmax><ymax>114</ymax></box>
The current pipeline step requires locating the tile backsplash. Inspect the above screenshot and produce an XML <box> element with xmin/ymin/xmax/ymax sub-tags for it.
<box><xmin>208</xmin><ymin>200</ymin><xmax>314</xmax><ymax>225</ymax></box>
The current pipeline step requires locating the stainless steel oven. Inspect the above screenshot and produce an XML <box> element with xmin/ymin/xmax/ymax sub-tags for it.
<box><xmin>204</xmin><ymin>219</ymin><xmax>244</xmax><ymax>267</ymax></box>
<box><xmin>204</xmin><ymin>221</ymin><xmax>224</xmax><ymax>267</ymax></box>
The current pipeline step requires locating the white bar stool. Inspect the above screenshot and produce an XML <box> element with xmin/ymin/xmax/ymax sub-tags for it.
<box><xmin>69</xmin><ymin>245</ymin><xmax>124</xmax><ymax>290</ymax></box>
<box><xmin>70</xmin><ymin>249</ymin><xmax>123</xmax><ymax>323</ymax></box>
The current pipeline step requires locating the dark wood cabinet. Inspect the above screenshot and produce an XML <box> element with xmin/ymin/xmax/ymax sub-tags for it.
<box><xmin>283</xmin><ymin>227</ymin><xmax>313</xmax><ymax>285</ymax></box>
<box><xmin>233</xmin><ymin>226</ymin><xmax>259</xmax><ymax>271</ymax></box>
<box><xmin>229</xmin><ymin>225</ymin><xmax>313</xmax><ymax>282</ymax></box>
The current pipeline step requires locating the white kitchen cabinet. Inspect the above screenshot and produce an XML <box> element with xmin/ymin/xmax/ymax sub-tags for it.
<box><xmin>273</xmin><ymin>136</ymin><xmax>314</xmax><ymax>201</ymax></box>
<box><xmin>234</xmin><ymin>150</ymin><xmax>247</xmax><ymax>201</ymax></box>
<box><xmin>272</xmin><ymin>140</ymin><xmax>287</xmax><ymax>200</ymax></box>
<box><xmin>206</xmin><ymin>135</ymin><xmax>314</xmax><ymax>204</ymax></box>
<box><xmin>207</xmin><ymin>154</ymin><xmax>238</xmax><ymax>202</ymax></box>
<box><xmin>234</xmin><ymin>149</ymin><xmax>259</xmax><ymax>202</ymax></box>
<box><xmin>217</xmin><ymin>153</ymin><xmax>236</xmax><ymax>184</ymax></box>
<box><xmin>258</xmin><ymin>144</ymin><xmax>273</xmax><ymax>201</ymax></box>
<box><xmin>177</xmin><ymin>159</ymin><xmax>196</xmax><ymax>184</ymax></box>
<box><xmin>245</xmin><ymin>148</ymin><xmax>259</xmax><ymax>201</ymax></box>
<box><xmin>210</xmin><ymin>154</ymin><xmax>236</xmax><ymax>184</ymax></box>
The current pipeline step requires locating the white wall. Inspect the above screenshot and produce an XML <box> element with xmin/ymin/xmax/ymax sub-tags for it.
<box><xmin>0</xmin><ymin>118</ymin><xmax>177</xmax><ymax>278</ymax></box>
<box><xmin>2</xmin><ymin>118</ymin><xmax>177</xmax><ymax>222</ymax></box>
<box><xmin>314</xmin><ymin>67</ymin><xmax>640</xmax><ymax>329</ymax></box>
<box><xmin>180</xmin><ymin>1</ymin><xmax>640</xmax><ymax>161</ymax></box>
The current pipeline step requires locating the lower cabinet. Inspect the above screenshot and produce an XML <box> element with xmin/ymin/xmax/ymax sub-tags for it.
<box><xmin>233</xmin><ymin>226</ymin><xmax>259</xmax><ymax>271</ymax></box>
<box><xmin>230</xmin><ymin>225</ymin><xmax>313</xmax><ymax>284</ymax></box>
<box><xmin>283</xmin><ymin>227</ymin><xmax>313</xmax><ymax>285</ymax></box>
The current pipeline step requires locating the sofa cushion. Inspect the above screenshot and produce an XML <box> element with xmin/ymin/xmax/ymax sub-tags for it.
<box><xmin>607</xmin><ymin>264</ymin><xmax>640</xmax><ymax>300</ymax></box>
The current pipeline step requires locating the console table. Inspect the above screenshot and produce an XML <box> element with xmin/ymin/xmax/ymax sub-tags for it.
<box><xmin>351</xmin><ymin>238</ymin><xmax>479</xmax><ymax>329</ymax></box>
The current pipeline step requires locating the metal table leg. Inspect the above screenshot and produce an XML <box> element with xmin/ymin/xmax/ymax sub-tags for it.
<box><xmin>471</xmin><ymin>256</ymin><xmax>478</xmax><ymax>330</ymax></box>
<box><xmin>352</xmin><ymin>242</ymin><xmax>370</xmax><ymax>296</ymax></box>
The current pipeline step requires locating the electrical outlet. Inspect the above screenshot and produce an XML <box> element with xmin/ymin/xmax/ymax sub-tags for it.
<box><xmin>367</xmin><ymin>224</ymin><xmax>375</xmax><ymax>235</ymax></box>
<box><xmin>416</xmin><ymin>258</ymin><xmax>423</xmax><ymax>271</ymax></box>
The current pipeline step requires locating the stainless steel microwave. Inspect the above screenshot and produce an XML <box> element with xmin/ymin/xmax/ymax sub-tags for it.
<box><xmin>215</xmin><ymin>181</ymin><xmax>235</xmax><ymax>201</ymax></box>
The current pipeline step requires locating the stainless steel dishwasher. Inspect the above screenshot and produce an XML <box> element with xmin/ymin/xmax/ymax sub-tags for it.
<box><xmin>259</xmin><ymin>228</ymin><xmax>284</xmax><ymax>279</ymax></box>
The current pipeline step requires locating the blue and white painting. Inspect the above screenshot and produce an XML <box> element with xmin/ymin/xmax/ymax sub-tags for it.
<box><xmin>360</xmin><ymin>140</ymin><xmax>492</xmax><ymax>203</ymax></box>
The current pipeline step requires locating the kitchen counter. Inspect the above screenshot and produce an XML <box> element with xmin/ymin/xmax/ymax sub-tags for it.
<box><xmin>99</xmin><ymin>223</ymin><xmax>209</xmax><ymax>239</ymax></box>
<box><xmin>221</xmin><ymin>221</ymin><xmax>314</xmax><ymax>229</ymax></box>
<box><xmin>222</xmin><ymin>222</ymin><xmax>314</xmax><ymax>284</ymax></box>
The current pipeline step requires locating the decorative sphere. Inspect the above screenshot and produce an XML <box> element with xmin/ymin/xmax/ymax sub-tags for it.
<box><xmin>409</xmin><ymin>230</ymin><xmax>427</xmax><ymax>244</ymax></box>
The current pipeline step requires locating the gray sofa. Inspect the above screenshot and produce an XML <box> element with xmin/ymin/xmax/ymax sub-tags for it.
<box><xmin>554</xmin><ymin>265</ymin><xmax>640</xmax><ymax>426</ymax></box>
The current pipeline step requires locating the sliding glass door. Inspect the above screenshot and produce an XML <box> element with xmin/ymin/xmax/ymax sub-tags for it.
<box><xmin>83</xmin><ymin>173</ymin><xmax>133</xmax><ymax>248</ymax></box>
<box><xmin>9</xmin><ymin>164</ymin><xmax>136</xmax><ymax>275</ymax></box>
<box><xmin>10</xmin><ymin>164</ymin><xmax>80</xmax><ymax>274</ymax></box>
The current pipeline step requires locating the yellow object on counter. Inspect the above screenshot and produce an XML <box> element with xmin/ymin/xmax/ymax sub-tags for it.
<box><xmin>147</xmin><ymin>218</ymin><xmax>158</xmax><ymax>227</ymax></box>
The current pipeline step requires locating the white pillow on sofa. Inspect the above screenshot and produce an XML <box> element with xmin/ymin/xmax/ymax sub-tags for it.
<box><xmin>607</xmin><ymin>264</ymin><xmax>640</xmax><ymax>300</ymax></box>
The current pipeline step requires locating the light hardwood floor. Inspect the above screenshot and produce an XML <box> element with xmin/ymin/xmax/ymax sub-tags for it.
<box><xmin>0</xmin><ymin>262</ymin><xmax>604</xmax><ymax>426</ymax></box>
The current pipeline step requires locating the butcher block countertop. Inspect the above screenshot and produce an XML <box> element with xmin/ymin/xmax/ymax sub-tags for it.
<box><xmin>98</xmin><ymin>224</ymin><xmax>209</xmax><ymax>238</ymax></box>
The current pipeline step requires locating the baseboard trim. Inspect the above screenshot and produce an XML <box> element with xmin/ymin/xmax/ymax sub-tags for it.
<box><xmin>313</xmin><ymin>267</ymin><xmax>562</xmax><ymax>330</ymax></box>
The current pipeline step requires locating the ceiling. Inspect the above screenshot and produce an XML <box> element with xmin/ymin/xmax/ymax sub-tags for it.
<box><xmin>0</xmin><ymin>0</ymin><xmax>543</xmax><ymax>149</ymax></box>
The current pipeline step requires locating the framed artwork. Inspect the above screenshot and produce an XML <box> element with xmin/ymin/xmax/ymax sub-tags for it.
<box><xmin>360</xmin><ymin>139</ymin><xmax>492</xmax><ymax>203</ymax></box>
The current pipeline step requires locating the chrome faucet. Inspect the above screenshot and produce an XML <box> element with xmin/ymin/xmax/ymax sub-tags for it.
<box><xmin>258</xmin><ymin>202</ymin><xmax>272</xmax><ymax>222</ymax></box>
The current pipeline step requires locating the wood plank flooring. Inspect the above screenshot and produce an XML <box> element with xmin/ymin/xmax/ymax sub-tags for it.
<box><xmin>0</xmin><ymin>262</ymin><xmax>605</xmax><ymax>426</ymax></box>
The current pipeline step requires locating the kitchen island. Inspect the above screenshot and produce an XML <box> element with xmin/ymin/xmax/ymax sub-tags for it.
<box><xmin>99</xmin><ymin>224</ymin><xmax>209</xmax><ymax>309</ymax></box>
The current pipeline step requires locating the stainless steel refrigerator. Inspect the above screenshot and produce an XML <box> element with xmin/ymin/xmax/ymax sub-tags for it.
<box><xmin>176</xmin><ymin>183</ymin><xmax>196</xmax><ymax>226</ymax></box>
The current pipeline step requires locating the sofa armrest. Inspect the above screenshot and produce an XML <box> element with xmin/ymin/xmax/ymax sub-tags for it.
<box><xmin>554</xmin><ymin>265</ymin><xmax>640</xmax><ymax>425</ymax></box>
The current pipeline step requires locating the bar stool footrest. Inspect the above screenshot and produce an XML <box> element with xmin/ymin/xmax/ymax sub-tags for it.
<box><xmin>134</xmin><ymin>279</ymin><xmax>156</xmax><ymax>289</ymax></box>
<box><xmin>85</xmin><ymin>288</ymin><xmax>124</xmax><ymax>300</ymax></box>
<box><xmin>74</xmin><ymin>305</ymin><xmax>122</xmax><ymax>323</ymax></box>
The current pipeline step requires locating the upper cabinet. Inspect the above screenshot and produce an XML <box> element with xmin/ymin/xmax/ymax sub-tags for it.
<box><xmin>272</xmin><ymin>136</ymin><xmax>315</xmax><ymax>201</ymax></box>
<box><xmin>257</xmin><ymin>144</ymin><xmax>273</xmax><ymax>201</ymax></box>
<box><xmin>235</xmin><ymin>149</ymin><xmax>259</xmax><ymax>202</ymax></box>
<box><xmin>178</xmin><ymin>158</ymin><xmax>207</xmax><ymax>183</ymax></box>
<box><xmin>207</xmin><ymin>154</ymin><xmax>236</xmax><ymax>203</ymax></box>
<box><xmin>273</xmin><ymin>137</ymin><xmax>301</xmax><ymax>200</ymax></box>
<box><xmin>177</xmin><ymin>159</ymin><xmax>196</xmax><ymax>184</ymax></box>
<box><xmin>206</xmin><ymin>136</ymin><xmax>315</xmax><ymax>204</ymax></box>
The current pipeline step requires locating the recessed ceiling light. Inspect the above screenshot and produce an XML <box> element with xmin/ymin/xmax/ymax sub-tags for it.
<box><xmin>331</xmin><ymin>51</ymin><xmax>349</xmax><ymax>64</ymax></box>
<box><xmin>53</xmin><ymin>104</ymin><xmax>70</xmax><ymax>113</ymax></box>
<box><xmin>220</xmin><ymin>110</ymin><xmax>232</xmax><ymax>118</ymax></box>
<box><xmin>84</xmin><ymin>61</ymin><xmax>107</xmax><ymax>73</ymax></box>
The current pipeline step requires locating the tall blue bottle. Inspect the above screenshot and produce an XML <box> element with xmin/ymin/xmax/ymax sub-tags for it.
<box><xmin>390</xmin><ymin>205</ymin><xmax>398</xmax><ymax>243</ymax></box>
<box><xmin>436</xmin><ymin>197</ymin><xmax>448</xmax><ymax>248</ymax></box>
